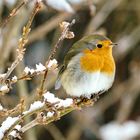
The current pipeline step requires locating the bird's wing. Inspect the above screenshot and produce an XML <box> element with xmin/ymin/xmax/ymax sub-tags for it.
<box><xmin>55</xmin><ymin>51</ymin><xmax>78</xmax><ymax>90</ymax></box>
<box><xmin>55</xmin><ymin>36</ymin><xmax>96</xmax><ymax>89</ymax></box>
<box><xmin>55</xmin><ymin>41</ymin><xmax>82</xmax><ymax>90</ymax></box>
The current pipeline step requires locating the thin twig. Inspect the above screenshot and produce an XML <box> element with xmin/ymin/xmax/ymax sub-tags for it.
<box><xmin>0</xmin><ymin>99</ymin><xmax>24</xmax><ymax>118</ymax></box>
<box><xmin>46</xmin><ymin>124</ymin><xmax>66</xmax><ymax>140</ymax></box>
<box><xmin>3</xmin><ymin>96</ymin><xmax>95</xmax><ymax>139</ymax></box>
<box><xmin>2</xmin><ymin>1</ymin><xmax>41</xmax><ymax>83</ymax></box>
<box><xmin>38</xmin><ymin>20</ymin><xmax>75</xmax><ymax>97</ymax></box>
<box><xmin>0</xmin><ymin>0</ymin><xmax>27</xmax><ymax>29</ymax></box>
<box><xmin>115</xmin><ymin>25</ymin><xmax>140</xmax><ymax>61</ymax></box>
<box><xmin>21</xmin><ymin>98</ymin><xmax>94</xmax><ymax>133</ymax></box>
<box><xmin>84</xmin><ymin>0</ymin><xmax>123</xmax><ymax>35</ymax></box>
<box><xmin>28</xmin><ymin>12</ymin><xmax>73</xmax><ymax>44</ymax></box>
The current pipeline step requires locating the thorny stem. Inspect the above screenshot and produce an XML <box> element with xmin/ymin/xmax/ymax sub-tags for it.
<box><xmin>38</xmin><ymin>19</ymin><xmax>75</xmax><ymax>97</ymax></box>
<box><xmin>0</xmin><ymin>1</ymin><xmax>27</xmax><ymax>29</ymax></box>
<box><xmin>2</xmin><ymin>1</ymin><xmax>41</xmax><ymax>83</ymax></box>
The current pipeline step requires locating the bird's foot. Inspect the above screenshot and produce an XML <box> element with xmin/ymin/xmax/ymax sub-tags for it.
<box><xmin>73</xmin><ymin>96</ymin><xmax>90</xmax><ymax>103</ymax></box>
<box><xmin>79</xmin><ymin>96</ymin><xmax>94</xmax><ymax>106</ymax></box>
<box><xmin>80</xmin><ymin>96</ymin><xmax>89</xmax><ymax>102</ymax></box>
<box><xmin>91</xmin><ymin>90</ymin><xmax>105</xmax><ymax>102</ymax></box>
<box><xmin>91</xmin><ymin>94</ymin><xmax>99</xmax><ymax>102</ymax></box>
<box><xmin>73</xmin><ymin>96</ymin><xmax>93</xmax><ymax>107</ymax></box>
<box><xmin>73</xmin><ymin>97</ymin><xmax>80</xmax><ymax>104</ymax></box>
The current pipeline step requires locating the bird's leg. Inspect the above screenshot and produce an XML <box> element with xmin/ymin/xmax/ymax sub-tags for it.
<box><xmin>91</xmin><ymin>94</ymin><xmax>99</xmax><ymax>102</ymax></box>
<box><xmin>73</xmin><ymin>97</ymin><xmax>81</xmax><ymax>104</ymax></box>
<box><xmin>73</xmin><ymin>97</ymin><xmax>87</xmax><ymax>109</ymax></box>
<box><xmin>73</xmin><ymin>93</ymin><xmax>101</xmax><ymax>106</ymax></box>
<box><xmin>98</xmin><ymin>90</ymin><xmax>105</xmax><ymax>95</ymax></box>
<box><xmin>73</xmin><ymin>96</ymin><xmax>89</xmax><ymax>104</ymax></box>
<box><xmin>80</xmin><ymin>96</ymin><xmax>90</xmax><ymax>102</ymax></box>
<box><xmin>78</xmin><ymin>96</ymin><xmax>94</xmax><ymax>106</ymax></box>
<box><xmin>91</xmin><ymin>90</ymin><xmax>105</xmax><ymax>102</ymax></box>
<box><xmin>73</xmin><ymin>97</ymin><xmax>78</xmax><ymax>104</ymax></box>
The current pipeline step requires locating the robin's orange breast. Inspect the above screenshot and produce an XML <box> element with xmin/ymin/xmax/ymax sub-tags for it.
<box><xmin>80</xmin><ymin>49</ymin><xmax>115</xmax><ymax>74</ymax></box>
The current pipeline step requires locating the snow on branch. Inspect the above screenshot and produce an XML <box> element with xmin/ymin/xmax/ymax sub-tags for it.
<box><xmin>0</xmin><ymin>117</ymin><xmax>19</xmax><ymax>139</ymax></box>
<box><xmin>0</xmin><ymin>104</ymin><xmax>3</xmax><ymax>111</ymax></box>
<box><xmin>0</xmin><ymin>3</ymin><xmax>96</xmax><ymax>139</ymax></box>
<box><xmin>0</xmin><ymin>91</ymin><xmax>95</xmax><ymax>139</ymax></box>
<box><xmin>0</xmin><ymin>1</ymin><xmax>42</xmax><ymax>95</ymax></box>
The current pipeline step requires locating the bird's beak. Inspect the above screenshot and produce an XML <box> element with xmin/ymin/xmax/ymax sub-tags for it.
<box><xmin>110</xmin><ymin>43</ymin><xmax>118</xmax><ymax>47</ymax></box>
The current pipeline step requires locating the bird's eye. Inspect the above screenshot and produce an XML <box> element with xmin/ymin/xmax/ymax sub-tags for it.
<box><xmin>97</xmin><ymin>44</ymin><xmax>103</xmax><ymax>48</ymax></box>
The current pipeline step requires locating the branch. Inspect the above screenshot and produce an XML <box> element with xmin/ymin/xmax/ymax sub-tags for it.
<box><xmin>0</xmin><ymin>0</ymin><xmax>28</xmax><ymax>29</ymax></box>
<box><xmin>0</xmin><ymin>92</ymin><xmax>96</xmax><ymax>140</ymax></box>
<box><xmin>0</xmin><ymin>1</ymin><xmax>41</xmax><ymax>87</ymax></box>
<box><xmin>38</xmin><ymin>20</ymin><xmax>75</xmax><ymax>97</ymax></box>
<box><xmin>84</xmin><ymin>0</ymin><xmax>123</xmax><ymax>35</ymax></box>
<box><xmin>0</xmin><ymin>99</ymin><xmax>24</xmax><ymax>118</ymax></box>
<box><xmin>28</xmin><ymin>12</ymin><xmax>73</xmax><ymax>44</ymax></box>
<box><xmin>20</xmin><ymin>97</ymin><xmax>95</xmax><ymax>133</ymax></box>
<box><xmin>45</xmin><ymin>124</ymin><xmax>66</xmax><ymax>140</ymax></box>
<box><xmin>115</xmin><ymin>25</ymin><xmax>140</xmax><ymax>61</ymax></box>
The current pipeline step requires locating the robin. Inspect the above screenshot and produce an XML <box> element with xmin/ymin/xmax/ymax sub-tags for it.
<box><xmin>55</xmin><ymin>34</ymin><xmax>116</xmax><ymax>98</ymax></box>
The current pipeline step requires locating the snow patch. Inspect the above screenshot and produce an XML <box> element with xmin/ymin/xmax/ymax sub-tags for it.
<box><xmin>9</xmin><ymin>125</ymin><xmax>21</xmax><ymax>138</ymax></box>
<box><xmin>47</xmin><ymin>112</ymin><xmax>54</xmax><ymax>117</ymax></box>
<box><xmin>24</xmin><ymin>67</ymin><xmax>35</xmax><ymax>74</ymax></box>
<box><xmin>0</xmin><ymin>104</ymin><xmax>3</xmax><ymax>110</ymax></box>
<box><xmin>0</xmin><ymin>117</ymin><xmax>19</xmax><ymax>140</ymax></box>
<box><xmin>24</xmin><ymin>63</ymin><xmax>46</xmax><ymax>75</ymax></box>
<box><xmin>43</xmin><ymin>92</ymin><xmax>73</xmax><ymax>107</ymax></box>
<box><xmin>23</xmin><ymin>101</ymin><xmax>44</xmax><ymax>114</ymax></box>
<box><xmin>47</xmin><ymin>59</ymin><xmax>57</xmax><ymax>68</ymax></box>
<box><xmin>46</xmin><ymin>0</ymin><xmax>74</xmax><ymax>13</ymax></box>
<box><xmin>0</xmin><ymin>85</ymin><xmax>9</xmax><ymax>93</ymax></box>
<box><xmin>12</xmin><ymin>76</ymin><xmax>17</xmax><ymax>82</ymax></box>
<box><xmin>35</xmin><ymin>63</ymin><xmax>46</xmax><ymax>72</ymax></box>
<box><xmin>100</xmin><ymin>121</ymin><xmax>140</xmax><ymax>140</ymax></box>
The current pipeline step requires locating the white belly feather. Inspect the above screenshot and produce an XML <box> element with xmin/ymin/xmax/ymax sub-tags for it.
<box><xmin>60</xmin><ymin>53</ymin><xmax>115</xmax><ymax>98</ymax></box>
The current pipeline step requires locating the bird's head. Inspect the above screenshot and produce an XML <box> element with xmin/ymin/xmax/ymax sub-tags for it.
<box><xmin>79</xmin><ymin>34</ymin><xmax>117</xmax><ymax>54</ymax></box>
